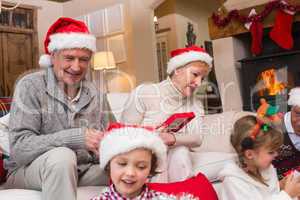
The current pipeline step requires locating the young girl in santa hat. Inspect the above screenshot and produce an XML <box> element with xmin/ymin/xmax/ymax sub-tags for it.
<box><xmin>218</xmin><ymin>115</ymin><xmax>300</xmax><ymax>200</ymax></box>
<box><xmin>90</xmin><ymin>125</ymin><xmax>198</xmax><ymax>200</ymax></box>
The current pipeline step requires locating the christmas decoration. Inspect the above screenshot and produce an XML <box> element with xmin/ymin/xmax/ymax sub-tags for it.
<box><xmin>244</xmin><ymin>9</ymin><xmax>264</xmax><ymax>55</ymax></box>
<box><xmin>212</xmin><ymin>0</ymin><xmax>300</xmax><ymax>54</ymax></box>
<box><xmin>270</xmin><ymin>7</ymin><xmax>295</xmax><ymax>49</ymax></box>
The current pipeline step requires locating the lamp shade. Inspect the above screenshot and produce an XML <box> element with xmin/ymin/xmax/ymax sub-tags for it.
<box><xmin>92</xmin><ymin>51</ymin><xmax>116</xmax><ymax>70</ymax></box>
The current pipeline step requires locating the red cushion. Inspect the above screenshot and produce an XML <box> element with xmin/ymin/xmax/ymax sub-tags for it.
<box><xmin>0</xmin><ymin>153</ymin><xmax>6</xmax><ymax>183</ymax></box>
<box><xmin>0</xmin><ymin>97</ymin><xmax>12</xmax><ymax>117</ymax></box>
<box><xmin>148</xmin><ymin>173</ymin><xmax>218</xmax><ymax>200</ymax></box>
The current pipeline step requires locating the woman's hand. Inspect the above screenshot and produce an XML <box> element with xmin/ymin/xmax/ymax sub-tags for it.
<box><xmin>283</xmin><ymin>173</ymin><xmax>300</xmax><ymax>198</ymax></box>
<box><xmin>159</xmin><ymin>131</ymin><xmax>176</xmax><ymax>146</ymax></box>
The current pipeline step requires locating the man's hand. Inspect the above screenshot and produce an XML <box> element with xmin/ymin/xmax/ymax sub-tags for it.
<box><xmin>85</xmin><ymin>128</ymin><xmax>104</xmax><ymax>155</ymax></box>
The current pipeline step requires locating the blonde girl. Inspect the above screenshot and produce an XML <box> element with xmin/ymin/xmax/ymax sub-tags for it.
<box><xmin>218</xmin><ymin>115</ymin><xmax>300</xmax><ymax>200</ymax></box>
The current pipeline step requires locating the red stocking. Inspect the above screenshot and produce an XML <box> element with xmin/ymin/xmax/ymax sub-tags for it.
<box><xmin>269</xmin><ymin>9</ymin><xmax>294</xmax><ymax>50</ymax></box>
<box><xmin>250</xmin><ymin>21</ymin><xmax>264</xmax><ymax>55</ymax></box>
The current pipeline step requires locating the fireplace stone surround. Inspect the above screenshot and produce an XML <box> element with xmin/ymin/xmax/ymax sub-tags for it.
<box><xmin>212</xmin><ymin>22</ymin><xmax>300</xmax><ymax>112</ymax></box>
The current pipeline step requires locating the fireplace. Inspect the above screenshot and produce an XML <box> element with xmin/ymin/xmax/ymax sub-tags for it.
<box><xmin>238</xmin><ymin>22</ymin><xmax>300</xmax><ymax>112</ymax></box>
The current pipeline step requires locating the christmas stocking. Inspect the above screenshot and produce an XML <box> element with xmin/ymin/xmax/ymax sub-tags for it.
<box><xmin>269</xmin><ymin>9</ymin><xmax>295</xmax><ymax>50</ymax></box>
<box><xmin>250</xmin><ymin>21</ymin><xmax>264</xmax><ymax>55</ymax></box>
<box><xmin>245</xmin><ymin>9</ymin><xmax>264</xmax><ymax>55</ymax></box>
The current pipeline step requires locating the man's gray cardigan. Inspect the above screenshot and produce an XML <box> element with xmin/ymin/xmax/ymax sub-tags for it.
<box><xmin>6</xmin><ymin>67</ymin><xmax>115</xmax><ymax>173</ymax></box>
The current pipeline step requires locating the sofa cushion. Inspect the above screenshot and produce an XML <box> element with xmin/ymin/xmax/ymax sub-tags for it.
<box><xmin>191</xmin><ymin>152</ymin><xmax>237</xmax><ymax>182</ymax></box>
<box><xmin>0</xmin><ymin>98</ymin><xmax>12</xmax><ymax>118</ymax></box>
<box><xmin>193</xmin><ymin>111</ymin><xmax>255</xmax><ymax>153</ymax></box>
<box><xmin>0</xmin><ymin>114</ymin><xmax>9</xmax><ymax>184</ymax></box>
<box><xmin>0</xmin><ymin>114</ymin><xmax>9</xmax><ymax>156</ymax></box>
<box><xmin>148</xmin><ymin>172</ymin><xmax>218</xmax><ymax>200</ymax></box>
<box><xmin>0</xmin><ymin>186</ymin><xmax>104</xmax><ymax>200</ymax></box>
<box><xmin>107</xmin><ymin>93</ymin><xmax>129</xmax><ymax>121</ymax></box>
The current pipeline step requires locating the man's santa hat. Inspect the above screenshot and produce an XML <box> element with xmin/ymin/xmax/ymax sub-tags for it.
<box><xmin>39</xmin><ymin>17</ymin><xmax>96</xmax><ymax>67</ymax></box>
<box><xmin>288</xmin><ymin>87</ymin><xmax>300</xmax><ymax>107</ymax></box>
<box><xmin>99</xmin><ymin>125</ymin><xmax>167</xmax><ymax>170</ymax></box>
<box><xmin>167</xmin><ymin>46</ymin><xmax>213</xmax><ymax>74</ymax></box>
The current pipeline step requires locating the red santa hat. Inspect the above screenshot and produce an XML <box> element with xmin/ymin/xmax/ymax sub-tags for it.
<box><xmin>167</xmin><ymin>46</ymin><xmax>213</xmax><ymax>74</ymax></box>
<box><xmin>288</xmin><ymin>87</ymin><xmax>300</xmax><ymax>107</ymax></box>
<box><xmin>99</xmin><ymin>125</ymin><xmax>167</xmax><ymax>170</ymax></box>
<box><xmin>39</xmin><ymin>17</ymin><xmax>96</xmax><ymax>67</ymax></box>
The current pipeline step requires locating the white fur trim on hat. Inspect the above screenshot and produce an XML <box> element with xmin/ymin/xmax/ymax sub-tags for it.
<box><xmin>99</xmin><ymin>127</ymin><xmax>167</xmax><ymax>170</ymax></box>
<box><xmin>167</xmin><ymin>51</ymin><xmax>213</xmax><ymax>74</ymax></box>
<box><xmin>288</xmin><ymin>88</ymin><xmax>300</xmax><ymax>107</ymax></box>
<box><xmin>47</xmin><ymin>32</ymin><xmax>96</xmax><ymax>53</ymax></box>
<box><xmin>39</xmin><ymin>54</ymin><xmax>52</xmax><ymax>68</ymax></box>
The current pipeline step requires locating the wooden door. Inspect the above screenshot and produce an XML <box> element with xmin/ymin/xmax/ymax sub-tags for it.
<box><xmin>0</xmin><ymin>34</ymin><xmax>3</xmax><ymax>96</ymax></box>
<box><xmin>2</xmin><ymin>32</ymin><xmax>33</xmax><ymax>96</ymax></box>
<box><xmin>0</xmin><ymin>3</ymin><xmax>38</xmax><ymax>97</ymax></box>
<box><xmin>156</xmin><ymin>32</ymin><xmax>169</xmax><ymax>81</ymax></box>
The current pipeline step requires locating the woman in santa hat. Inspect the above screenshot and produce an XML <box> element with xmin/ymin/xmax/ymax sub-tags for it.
<box><xmin>120</xmin><ymin>46</ymin><xmax>212</xmax><ymax>182</ymax></box>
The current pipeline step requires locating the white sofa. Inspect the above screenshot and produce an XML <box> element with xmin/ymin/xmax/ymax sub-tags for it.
<box><xmin>0</xmin><ymin>93</ymin><xmax>253</xmax><ymax>199</ymax></box>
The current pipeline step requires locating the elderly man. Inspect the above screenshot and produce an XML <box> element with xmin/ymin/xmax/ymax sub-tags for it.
<box><xmin>4</xmin><ymin>17</ymin><xmax>115</xmax><ymax>200</ymax></box>
<box><xmin>273</xmin><ymin>87</ymin><xmax>300</xmax><ymax>179</ymax></box>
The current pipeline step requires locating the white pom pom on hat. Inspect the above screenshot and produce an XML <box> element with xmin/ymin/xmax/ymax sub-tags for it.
<box><xmin>38</xmin><ymin>54</ymin><xmax>52</xmax><ymax>68</ymax></box>
<box><xmin>288</xmin><ymin>87</ymin><xmax>300</xmax><ymax>107</ymax></box>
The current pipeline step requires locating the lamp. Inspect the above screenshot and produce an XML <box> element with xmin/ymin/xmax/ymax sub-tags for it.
<box><xmin>92</xmin><ymin>51</ymin><xmax>116</xmax><ymax>92</ymax></box>
<box><xmin>153</xmin><ymin>16</ymin><xmax>159</xmax><ymax>31</ymax></box>
<box><xmin>1</xmin><ymin>0</ymin><xmax>23</xmax><ymax>10</ymax></box>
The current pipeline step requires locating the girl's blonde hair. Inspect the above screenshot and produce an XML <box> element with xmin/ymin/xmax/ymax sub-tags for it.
<box><xmin>231</xmin><ymin>115</ymin><xmax>283</xmax><ymax>184</ymax></box>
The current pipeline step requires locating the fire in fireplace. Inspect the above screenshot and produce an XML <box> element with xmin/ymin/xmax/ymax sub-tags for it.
<box><xmin>257</xmin><ymin>68</ymin><xmax>286</xmax><ymax>97</ymax></box>
<box><xmin>239</xmin><ymin>51</ymin><xmax>300</xmax><ymax>112</ymax></box>
<box><xmin>238</xmin><ymin>21</ymin><xmax>300</xmax><ymax>112</ymax></box>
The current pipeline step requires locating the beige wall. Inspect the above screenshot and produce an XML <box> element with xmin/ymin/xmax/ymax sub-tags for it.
<box><xmin>63</xmin><ymin>0</ymin><xmax>159</xmax><ymax>92</ymax></box>
<box><xmin>9</xmin><ymin>0</ymin><xmax>63</xmax><ymax>54</ymax></box>
<box><xmin>8</xmin><ymin>0</ymin><xmax>162</xmax><ymax>92</ymax></box>
<box><xmin>212</xmin><ymin>37</ymin><xmax>249</xmax><ymax>112</ymax></box>
<box><xmin>154</xmin><ymin>0</ymin><xmax>176</xmax><ymax>18</ymax></box>
<box><xmin>224</xmin><ymin>0</ymin><xmax>269</xmax><ymax>10</ymax></box>
<box><xmin>156</xmin><ymin>14</ymin><xmax>177</xmax><ymax>53</ymax></box>
<box><xmin>174</xmin><ymin>0</ymin><xmax>219</xmax><ymax>46</ymax></box>
<box><xmin>155</xmin><ymin>0</ymin><xmax>220</xmax><ymax>51</ymax></box>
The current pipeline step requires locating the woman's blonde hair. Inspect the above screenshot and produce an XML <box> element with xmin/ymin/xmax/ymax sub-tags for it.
<box><xmin>231</xmin><ymin>115</ymin><xmax>283</xmax><ymax>184</ymax></box>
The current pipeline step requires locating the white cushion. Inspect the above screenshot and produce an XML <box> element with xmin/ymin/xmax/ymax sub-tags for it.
<box><xmin>191</xmin><ymin>152</ymin><xmax>237</xmax><ymax>182</ymax></box>
<box><xmin>212</xmin><ymin>181</ymin><xmax>222</xmax><ymax>198</ymax></box>
<box><xmin>107</xmin><ymin>93</ymin><xmax>129</xmax><ymax>121</ymax></box>
<box><xmin>0</xmin><ymin>114</ymin><xmax>10</xmax><ymax>155</ymax></box>
<box><xmin>193</xmin><ymin>111</ymin><xmax>255</xmax><ymax>153</ymax></box>
<box><xmin>0</xmin><ymin>113</ymin><xmax>9</xmax><ymax>129</ymax></box>
<box><xmin>0</xmin><ymin>189</ymin><xmax>41</xmax><ymax>200</ymax></box>
<box><xmin>0</xmin><ymin>186</ymin><xmax>104</xmax><ymax>200</ymax></box>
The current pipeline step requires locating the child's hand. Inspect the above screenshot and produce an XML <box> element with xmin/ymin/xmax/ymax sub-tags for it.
<box><xmin>159</xmin><ymin>131</ymin><xmax>176</xmax><ymax>146</ymax></box>
<box><xmin>284</xmin><ymin>173</ymin><xmax>300</xmax><ymax>198</ymax></box>
<box><xmin>279</xmin><ymin>176</ymin><xmax>287</xmax><ymax>190</ymax></box>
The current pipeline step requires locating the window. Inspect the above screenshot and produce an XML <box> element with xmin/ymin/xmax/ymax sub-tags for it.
<box><xmin>75</xmin><ymin>3</ymin><xmax>126</xmax><ymax>63</ymax></box>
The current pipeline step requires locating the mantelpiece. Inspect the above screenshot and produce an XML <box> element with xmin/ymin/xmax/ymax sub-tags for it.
<box><xmin>208</xmin><ymin>0</ymin><xmax>300</xmax><ymax>40</ymax></box>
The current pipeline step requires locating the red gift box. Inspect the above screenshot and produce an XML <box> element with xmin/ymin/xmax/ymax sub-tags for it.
<box><xmin>157</xmin><ymin>112</ymin><xmax>195</xmax><ymax>132</ymax></box>
<box><xmin>107</xmin><ymin>112</ymin><xmax>195</xmax><ymax>133</ymax></box>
